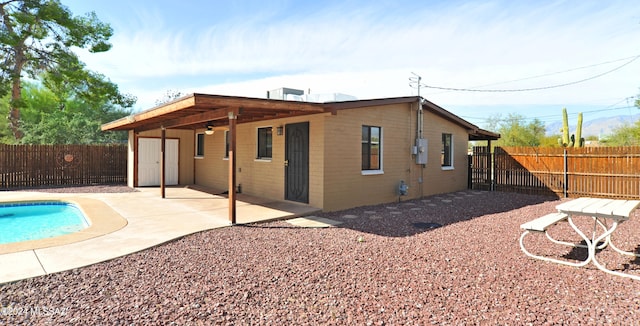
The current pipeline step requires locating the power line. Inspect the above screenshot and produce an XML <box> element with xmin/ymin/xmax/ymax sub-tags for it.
<box><xmin>455</xmin><ymin>55</ymin><xmax>640</xmax><ymax>90</ymax></box>
<box><xmin>460</xmin><ymin>104</ymin><xmax>638</xmax><ymax>124</ymax></box>
<box><xmin>423</xmin><ymin>54</ymin><xmax>640</xmax><ymax>93</ymax></box>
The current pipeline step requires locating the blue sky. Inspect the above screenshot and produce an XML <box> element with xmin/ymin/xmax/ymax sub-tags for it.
<box><xmin>63</xmin><ymin>0</ymin><xmax>640</xmax><ymax>130</ymax></box>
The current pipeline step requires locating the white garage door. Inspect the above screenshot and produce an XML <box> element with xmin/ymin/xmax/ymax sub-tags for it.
<box><xmin>138</xmin><ymin>138</ymin><xmax>179</xmax><ymax>186</ymax></box>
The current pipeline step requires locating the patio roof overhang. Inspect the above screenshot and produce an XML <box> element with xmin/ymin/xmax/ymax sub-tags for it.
<box><xmin>101</xmin><ymin>93</ymin><xmax>327</xmax><ymax>133</ymax></box>
<box><xmin>101</xmin><ymin>93</ymin><xmax>329</xmax><ymax>226</ymax></box>
<box><xmin>468</xmin><ymin>129</ymin><xmax>500</xmax><ymax>141</ymax></box>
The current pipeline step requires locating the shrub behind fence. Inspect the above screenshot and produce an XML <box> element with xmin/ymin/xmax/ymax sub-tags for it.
<box><xmin>0</xmin><ymin>144</ymin><xmax>127</xmax><ymax>189</ymax></box>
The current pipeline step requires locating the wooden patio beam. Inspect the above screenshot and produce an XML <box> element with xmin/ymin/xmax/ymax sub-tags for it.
<box><xmin>194</xmin><ymin>95</ymin><xmax>325</xmax><ymax>112</ymax></box>
<box><xmin>162</xmin><ymin>109</ymin><xmax>232</xmax><ymax>129</ymax></box>
<box><xmin>102</xmin><ymin>96</ymin><xmax>197</xmax><ymax>131</ymax></box>
<box><xmin>133</xmin><ymin>109</ymin><xmax>231</xmax><ymax>132</ymax></box>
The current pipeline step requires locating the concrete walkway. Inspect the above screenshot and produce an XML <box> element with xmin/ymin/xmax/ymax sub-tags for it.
<box><xmin>0</xmin><ymin>187</ymin><xmax>320</xmax><ymax>284</ymax></box>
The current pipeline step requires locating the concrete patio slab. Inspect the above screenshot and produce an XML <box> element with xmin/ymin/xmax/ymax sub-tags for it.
<box><xmin>286</xmin><ymin>216</ymin><xmax>343</xmax><ymax>228</ymax></box>
<box><xmin>0</xmin><ymin>251</ymin><xmax>45</xmax><ymax>281</ymax></box>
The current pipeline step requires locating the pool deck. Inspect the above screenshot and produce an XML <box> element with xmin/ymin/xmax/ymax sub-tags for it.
<box><xmin>0</xmin><ymin>187</ymin><xmax>321</xmax><ymax>284</ymax></box>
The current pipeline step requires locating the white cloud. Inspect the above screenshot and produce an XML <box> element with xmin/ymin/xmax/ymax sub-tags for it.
<box><xmin>74</xmin><ymin>0</ymin><xmax>640</xmax><ymax>111</ymax></box>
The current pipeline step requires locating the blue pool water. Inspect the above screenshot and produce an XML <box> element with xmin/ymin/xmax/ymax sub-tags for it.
<box><xmin>0</xmin><ymin>202</ymin><xmax>90</xmax><ymax>244</ymax></box>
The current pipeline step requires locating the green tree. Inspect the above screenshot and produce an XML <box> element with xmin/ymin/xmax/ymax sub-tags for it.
<box><xmin>539</xmin><ymin>134</ymin><xmax>562</xmax><ymax>147</ymax></box>
<box><xmin>16</xmin><ymin>82</ymin><xmax>130</xmax><ymax>144</ymax></box>
<box><xmin>602</xmin><ymin>120</ymin><xmax>640</xmax><ymax>146</ymax></box>
<box><xmin>0</xmin><ymin>0</ymin><xmax>132</xmax><ymax>140</ymax></box>
<box><xmin>600</xmin><ymin>89</ymin><xmax>640</xmax><ymax>146</ymax></box>
<box><xmin>155</xmin><ymin>89</ymin><xmax>184</xmax><ymax>106</ymax></box>
<box><xmin>491</xmin><ymin>113</ymin><xmax>546</xmax><ymax>147</ymax></box>
<box><xmin>0</xmin><ymin>94</ymin><xmax>12</xmax><ymax>143</ymax></box>
<box><xmin>483</xmin><ymin>114</ymin><xmax>502</xmax><ymax>133</ymax></box>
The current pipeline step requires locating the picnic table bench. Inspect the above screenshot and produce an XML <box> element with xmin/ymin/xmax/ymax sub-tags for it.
<box><xmin>520</xmin><ymin>212</ymin><xmax>568</xmax><ymax>233</ymax></box>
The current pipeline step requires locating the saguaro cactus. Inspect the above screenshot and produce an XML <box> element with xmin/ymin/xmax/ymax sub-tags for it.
<box><xmin>559</xmin><ymin>108</ymin><xmax>585</xmax><ymax>148</ymax></box>
<box><xmin>574</xmin><ymin>113</ymin><xmax>584</xmax><ymax>148</ymax></box>
<box><xmin>561</xmin><ymin>108</ymin><xmax>572</xmax><ymax>147</ymax></box>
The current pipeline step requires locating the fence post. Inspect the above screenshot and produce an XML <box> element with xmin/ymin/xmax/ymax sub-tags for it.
<box><xmin>491</xmin><ymin>151</ymin><xmax>496</xmax><ymax>191</ymax></box>
<box><xmin>563</xmin><ymin>148</ymin><xmax>568</xmax><ymax>198</ymax></box>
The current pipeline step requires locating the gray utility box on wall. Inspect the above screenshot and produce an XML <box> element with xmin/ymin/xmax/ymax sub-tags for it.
<box><xmin>414</xmin><ymin>138</ymin><xmax>428</xmax><ymax>164</ymax></box>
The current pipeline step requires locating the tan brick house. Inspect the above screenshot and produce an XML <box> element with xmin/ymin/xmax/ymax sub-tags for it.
<box><xmin>102</xmin><ymin>93</ymin><xmax>498</xmax><ymax>221</ymax></box>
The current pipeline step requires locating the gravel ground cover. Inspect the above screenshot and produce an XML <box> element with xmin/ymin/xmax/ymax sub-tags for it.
<box><xmin>2</xmin><ymin>189</ymin><xmax>640</xmax><ymax>324</ymax></box>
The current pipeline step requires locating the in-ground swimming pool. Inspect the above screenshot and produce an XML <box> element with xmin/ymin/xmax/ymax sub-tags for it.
<box><xmin>0</xmin><ymin>201</ymin><xmax>90</xmax><ymax>244</ymax></box>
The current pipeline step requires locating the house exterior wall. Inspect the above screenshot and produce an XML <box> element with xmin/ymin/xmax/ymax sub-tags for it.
<box><xmin>194</xmin><ymin>129</ymin><xmax>228</xmax><ymax>190</ymax></box>
<box><xmin>320</xmin><ymin>102</ymin><xmax>470</xmax><ymax>211</ymax></box>
<box><xmin>419</xmin><ymin>112</ymin><xmax>470</xmax><ymax>197</ymax></box>
<box><xmin>235</xmin><ymin>120</ymin><xmax>284</xmax><ymax>201</ymax></box>
<box><xmin>322</xmin><ymin>103</ymin><xmax>415</xmax><ymax>211</ymax></box>
<box><xmin>193</xmin><ymin>114</ymin><xmax>327</xmax><ymax>209</ymax></box>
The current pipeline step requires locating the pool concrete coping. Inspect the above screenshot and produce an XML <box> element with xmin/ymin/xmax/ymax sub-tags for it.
<box><xmin>0</xmin><ymin>197</ymin><xmax>128</xmax><ymax>255</ymax></box>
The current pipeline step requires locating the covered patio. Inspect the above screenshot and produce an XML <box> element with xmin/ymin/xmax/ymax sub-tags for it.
<box><xmin>101</xmin><ymin>94</ymin><xmax>328</xmax><ymax>224</ymax></box>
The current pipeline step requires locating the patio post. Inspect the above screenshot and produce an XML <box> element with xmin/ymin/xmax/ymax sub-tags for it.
<box><xmin>487</xmin><ymin>140</ymin><xmax>493</xmax><ymax>191</ymax></box>
<box><xmin>160</xmin><ymin>126</ymin><xmax>166</xmax><ymax>198</ymax></box>
<box><xmin>228</xmin><ymin>110</ymin><xmax>238</xmax><ymax>224</ymax></box>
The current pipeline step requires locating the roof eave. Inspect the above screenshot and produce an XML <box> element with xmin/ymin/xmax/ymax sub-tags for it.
<box><xmin>101</xmin><ymin>94</ymin><xmax>199</xmax><ymax>131</ymax></box>
<box><xmin>420</xmin><ymin>98</ymin><xmax>500</xmax><ymax>141</ymax></box>
<box><xmin>101</xmin><ymin>93</ymin><xmax>327</xmax><ymax>132</ymax></box>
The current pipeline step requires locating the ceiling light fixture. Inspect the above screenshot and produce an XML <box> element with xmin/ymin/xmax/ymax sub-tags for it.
<box><xmin>205</xmin><ymin>122</ymin><xmax>214</xmax><ymax>135</ymax></box>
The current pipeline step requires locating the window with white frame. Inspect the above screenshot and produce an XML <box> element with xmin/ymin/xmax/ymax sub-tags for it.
<box><xmin>441</xmin><ymin>133</ymin><xmax>453</xmax><ymax>168</ymax></box>
<box><xmin>362</xmin><ymin>125</ymin><xmax>382</xmax><ymax>171</ymax></box>
<box><xmin>195</xmin><ymin>132</ymin><xmax>205</xmax><ymax>157</ymax></box>
<box><xmin>257</xmin><ymin>127</ymin><xmax>272</xmax><ymax>159</ymax></box>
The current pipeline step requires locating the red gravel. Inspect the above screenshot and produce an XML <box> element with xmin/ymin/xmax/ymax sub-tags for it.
<box><xmin>2</xmin><ymin>190</ymin><xmax>640</xmax><ymax>324</ymax></box>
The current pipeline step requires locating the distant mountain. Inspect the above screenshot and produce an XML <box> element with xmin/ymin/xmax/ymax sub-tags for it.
<box><xmin>545</xmin><ymin>114</ymin><xmax>640</xmax><ymax>138</ymax></box>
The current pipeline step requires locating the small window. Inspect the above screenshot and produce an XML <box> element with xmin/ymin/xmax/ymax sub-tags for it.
<box><xmin>362</xmin><ymin>125</ymin><xmax>382</xmax><ymax>171</ymax></box>
<box><xmin>441</xmin><ymin>133</ymin><xmax>453</xmax><ymax>168</ymax></box>
<box><xmin>224</xmin><ymin>131</ymin><xmax>230</xmax><ymax>158</ymax></box>
<box><xmin>257</xmin><ymin>127</ymin><xmax>272</xmax><ymax>159</ymax></box>
<box><xmin>195</xmin><ymin>133</ymin><xmax>205</xmax><ymax>157</ymax></box>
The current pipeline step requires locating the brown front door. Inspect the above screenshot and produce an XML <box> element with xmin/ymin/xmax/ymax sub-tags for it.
<box><xmin>285</xmin><ymin>122</ymin><xmax>309</xmax><ymax>203</ymax></box>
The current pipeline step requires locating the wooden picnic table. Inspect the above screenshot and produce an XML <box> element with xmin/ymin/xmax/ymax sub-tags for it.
<box><xmin>520</xmin><ymin>197</ymin><xmax>640</xmax><ymax>280</ymax></box>
<box><xmin>555</xmin><ymin>197</ymin><xmax>640</xmax><ymax>280</ymax></box>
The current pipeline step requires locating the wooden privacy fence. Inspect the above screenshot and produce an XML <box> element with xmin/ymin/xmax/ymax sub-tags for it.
<box><xmin>0</xmin><ymin>144</ymin><xmax>127</xmax><ymax>189</ymax></box>
<box><xmin>470</xmin><ymin>146</ymin><xmax>640</xmax><ymax>199</ymax></box>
